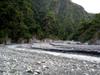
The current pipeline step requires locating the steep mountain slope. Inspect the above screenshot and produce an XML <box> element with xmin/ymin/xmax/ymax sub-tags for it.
<box><xmin>32</xmin><ymin>0</ymin><xmax>92</xmax><ymax>39</ymax></box>
<box><xmin>0</xmin><ymin>0</ymin><xmax>93</xmax><ymax>43</ymax></box>
<box><xmin>70</xmin><ymin>14</ymin><xmax>100</xmax><ymax>44</ymax></box>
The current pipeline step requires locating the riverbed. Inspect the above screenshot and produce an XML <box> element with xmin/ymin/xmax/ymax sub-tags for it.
<box><xmin>0</xmin><ymin>44</ymin><xmax>100</xmax><ymax>75</ymax></box>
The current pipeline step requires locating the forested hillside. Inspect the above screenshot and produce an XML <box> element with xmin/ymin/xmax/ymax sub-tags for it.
<box><xmin>0</xmin><ymin>0</ymin><xmax>93</xmax><ymax>43</ymax></box>
<box><xmin>70</xmin><ymin>14</ymin><xmax>100</xmax><ymax>43</ymax></box>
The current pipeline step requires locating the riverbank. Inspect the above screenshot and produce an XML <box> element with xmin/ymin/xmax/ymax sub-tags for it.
<box><xmin>0</xmin><ymin>46</ymin><xmax>100</xmax><ymax>75</ymax></box>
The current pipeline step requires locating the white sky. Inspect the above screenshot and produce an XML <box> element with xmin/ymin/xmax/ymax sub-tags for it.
<box><xmin>71</xmin><ymin>0</ymin><xmax>100</xmax><ymax>13</ymax></box>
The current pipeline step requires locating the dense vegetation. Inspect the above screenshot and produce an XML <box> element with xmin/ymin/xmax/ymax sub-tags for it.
<box><xmin>70</xmin><ymin>14</ymin><xmax>100</xmax><ymax>43</ymax></box>
<box><xmin>0</xmin><ymin>0</ymin><xmax>95</xmax><ymax>43</ymax></box>
<box><xmin>0</xmin><ymin>0</ymin><xmax>36</xmax><ymax>43</ymax></box>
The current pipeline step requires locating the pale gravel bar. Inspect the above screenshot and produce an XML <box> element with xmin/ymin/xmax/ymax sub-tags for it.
<box><xmin>0</xmin><ymin>46</ymin><xmax>100</xmax><ymax>75</ymax></box>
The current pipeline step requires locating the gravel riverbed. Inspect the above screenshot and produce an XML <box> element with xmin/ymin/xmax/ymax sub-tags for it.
<box><xmin>0</xmin><ymin>46</ymin><xmax>100</xmax><ymax>75</ymax></box>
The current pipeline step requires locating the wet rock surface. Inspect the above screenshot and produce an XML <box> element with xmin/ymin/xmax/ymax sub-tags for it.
<box><xmin>0</xmin><ymin>47</ymin><xmax>100</xmax><ymax>75</ymax></box>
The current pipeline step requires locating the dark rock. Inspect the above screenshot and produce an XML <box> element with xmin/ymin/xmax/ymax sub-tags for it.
<box><xmin>0</xmin><ymin>70</ymin><xmax>3</xmax><ymax>73</ymax></box>
<box><xmin>34</xmin><ymin>70</ymin><xmax>41</xmax><ymax>75</ymax></box>
<box><xmin>26</xmin><ymin>70</ymin><xmax>33</xmax><ymax>74</ymax></box>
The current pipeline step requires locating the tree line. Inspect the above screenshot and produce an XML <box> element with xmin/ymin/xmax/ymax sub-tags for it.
<box><xmin>0</xmin><ymin>0</ymin><xmax>99</xmax><ymax>44</ymax></box>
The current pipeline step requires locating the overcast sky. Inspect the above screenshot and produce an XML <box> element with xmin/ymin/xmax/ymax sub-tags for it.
<box><xmin>71</xmin><ymin>0</ymin><xmax>100</xmax><ymax>13</ymax></box>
